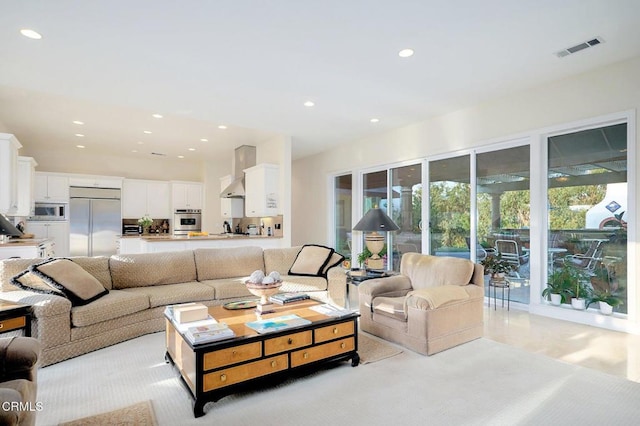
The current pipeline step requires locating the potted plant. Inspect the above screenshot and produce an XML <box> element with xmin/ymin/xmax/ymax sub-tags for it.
<box><xmin>481</xmin><ymin>253</ymin><xmax>513</xmax><ymax>280</ymax></box>
<box><xmin>569</xmin><ymin>280</ymin><xmax>591</xmax><ymax>310</ymax></box>
<box><xmin>543</xmin><ymin>264</ymin><xmax>574</xmax><ymax>305</ymax></box>
<box><xmin>587</xmin><ymin>289</ymin><xmax>623</xmax><ymax>315</ymax></box>
<box><xmin>137</xmin><ymin>215</ymin><xmax>153</xmax><ymax>234</ymax></box>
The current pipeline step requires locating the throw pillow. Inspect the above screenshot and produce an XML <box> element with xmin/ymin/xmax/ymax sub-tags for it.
<box><xmin>288</xmin><ymin>244</ymin><xmax>335</xmax><ymax>277</ymax></box>
<box><xmin>30</xmin><ymin>258</ymin><xmax>109</xmax><ymax>306</ymax></box>
<box><xmin>321</xmin><ymin>252</ymin><xmax>346</xmax><ymax>276</ymax></box>
<box><xmin>10</xmin><ymin>269</ymin><xmax>65</xmax><ymax>297</ymax></box>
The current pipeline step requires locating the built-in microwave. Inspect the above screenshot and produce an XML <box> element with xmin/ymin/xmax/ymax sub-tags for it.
<box><xmin>31</xmin><ymin>203</ymin><xmax>68</xmax><ymax>221</ymax></box>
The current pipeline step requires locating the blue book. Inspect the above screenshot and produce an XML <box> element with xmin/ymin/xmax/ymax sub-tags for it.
<box><xmin>245</xmin><ymin>314</ymin><xmax>311</xmax><ymax>334</ymax></box>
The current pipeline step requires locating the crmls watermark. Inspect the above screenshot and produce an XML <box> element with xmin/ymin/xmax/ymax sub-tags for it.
<box><xmin>1</xmin><ymin>401</ymin><xmax>44</xmax><ymax>412</ymax></box>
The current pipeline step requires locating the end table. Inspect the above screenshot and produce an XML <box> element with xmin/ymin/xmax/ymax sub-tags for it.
<box><xmin>0</xmin><ymin>300</ymin><xmax>32</xmax><ymax>336</ymax></box>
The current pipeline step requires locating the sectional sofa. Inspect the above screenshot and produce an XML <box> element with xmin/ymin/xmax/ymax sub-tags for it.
<box><xmin>0</xmin><ymin>245</ymin><xmax>346</xmax><ymax>367</ymax></box>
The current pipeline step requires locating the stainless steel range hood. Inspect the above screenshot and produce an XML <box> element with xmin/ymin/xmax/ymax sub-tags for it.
<box><xmin>220</xmin><ymin>145</ymin><xmax>256</xmax><ymax>198</ymax></box>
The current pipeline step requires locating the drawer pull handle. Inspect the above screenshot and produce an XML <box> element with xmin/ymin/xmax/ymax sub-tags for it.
<box><xmin>271</xmin><ymin>360</ymin><xmax>277</xmax><ymax>368</ymax></box>
<box><xmin>288</xmin><ymin>338</ymin><xmax>293</xmax><ymax>344</ymax></box>
<box><xmin>340</xmin><ymin>342</ymin><xmax>346</xmax><ymax>349</ymax></box>
<box><xmin>232</xmin><ymin>350</ymin><xmax>237</xmax><ymax>356</ymax></box>
<box><xmin>333</xmin><ymin>327</ymin><xmax>339</xmax><ymax>334</ymax></box>
<box><xmin>0</xmin><ymin>324</ymin><xmax>3</xmax><ymax>329</ymax></box>
<box><xmin>220</xmin><ymin>374</ymin><xmax>227</xmax><ymax>382</ymax></box>
<box><xmin>303</xmin><ymin>352</ymin><xmax>309</xmax><ymax>359</ymax></box>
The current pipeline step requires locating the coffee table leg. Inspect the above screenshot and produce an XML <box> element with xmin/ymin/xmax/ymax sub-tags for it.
<box><xmin>351</xmin><ymin>352</ymin><xmax>360</xmax><ymax>367</ymax></box>
<box><xmin>193</xmin><ymin>398</ymin><xmax>206</xmax><ymax>418</ymax></box>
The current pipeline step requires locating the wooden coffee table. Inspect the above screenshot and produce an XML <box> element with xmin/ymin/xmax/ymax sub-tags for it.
<box><xmin>164</xmin><ymin>299</ymin><xmax>360</xmax><ymax>417</ymax></box>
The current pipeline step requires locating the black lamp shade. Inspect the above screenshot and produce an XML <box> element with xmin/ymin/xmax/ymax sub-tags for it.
<box><xmin>353</xmin><ymin>208</ymin><xmax>400</xmax><ymax>232</ymax></box>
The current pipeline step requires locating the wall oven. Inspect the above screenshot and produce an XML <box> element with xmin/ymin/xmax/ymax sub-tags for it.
<box><xmin>173</xmin><ymin>209</ymin><xmax>202</xmax><ymax>236</ymax></box>
<box><xmin>31</xmin><ymin>203</ymin><xmax>68</xmax><ymax>221</ymax></box>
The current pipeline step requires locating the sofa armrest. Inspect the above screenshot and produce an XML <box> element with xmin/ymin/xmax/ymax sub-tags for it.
<box><xmin>406</xmin><ymin>285</ymin><xmax>472</xmax><ymax>310</ymax></box>
<box><xmin>0</xmin><ymin>291</ymin><xmax>71</xmax><ymax>318</ymax></box>
<box><xmin>0</xmin><ymin>337</ymin><xmax>40</xmax><ymax>382</ymax></box>
<box><xmin>358</xmin><ymin>275</ymin><xmax>413</xmax><ymax>298</ymax></box>
<box><xmin>326</xmin><ymin>267</ymin><xmax>347</xmax><ymax>307</ymax></box>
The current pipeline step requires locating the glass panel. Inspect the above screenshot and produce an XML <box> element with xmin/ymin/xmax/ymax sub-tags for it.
<box><xmin>428</xmin><ymin>155</ymin><xmax>470</xmax><ymax>258</ymax></box>
<box><xmin>334</xmin><ymin>174</ymin><xmax>352</xmax><ymax>259</ymax></box>
<box><xmin>390</xmin><ymin>163</ymin><xmax>422</xmax><ymax>271</ymax></box>
<box><xmin>547</xmin><ymin>123</ymin><xmax>627</xmax><ymax>314</ymax></box>
<box><xmin>477</xmin><ymin>145</ymin><xmax>530</xmax><ymax>304</ymax></box>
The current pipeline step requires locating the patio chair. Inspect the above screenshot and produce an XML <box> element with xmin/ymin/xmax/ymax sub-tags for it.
<box><xmin>555</xmin><ymin>240</ymin><xmax>604</xmax><ymax>274</ymax></box>
<box><xmin>494</xmin><ymin>239</ymin><xmax>529</xmax><ymax>277</ymax></box>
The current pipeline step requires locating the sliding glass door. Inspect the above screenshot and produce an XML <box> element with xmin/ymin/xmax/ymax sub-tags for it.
<box><xmin>333</xmin><ymin>174</ymin><xmax>352</xmax><ymax>259</ymax></box>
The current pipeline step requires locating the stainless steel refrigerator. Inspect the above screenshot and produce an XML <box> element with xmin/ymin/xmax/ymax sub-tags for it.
<box><xmin>69</xmin><ymin>187</ymin><xmax>121</xmax><ymax>257</ymax></box>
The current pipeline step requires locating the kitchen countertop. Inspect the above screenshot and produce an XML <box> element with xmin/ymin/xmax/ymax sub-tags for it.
<box><xmin>120</xmin><ymin>234</ymin><xmax>281</xmax><ymax>242</ymax></box>
<box><xmin>0</xmin><ymin>238</ymin><xmax>52</xmax><ymax>248</ymax></box>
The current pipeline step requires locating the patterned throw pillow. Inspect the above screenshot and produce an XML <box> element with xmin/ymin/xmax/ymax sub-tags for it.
<box><xmin>29</xmin><ymin>258</ymin><xmax>109</xmax><ymax>306</ymax></box>
<box><xmin>288</xmin><ymin>244</ymin><xmax>335</xmax><ymax>277</ymax></box>
<box><xmin>321</xmin><ymin>252</ymin><xmax>346</xmax><ymax>276</ymax></box>
<box><xmin>11</xmin><ymin>269</ymin><xmax>65</xmax><ymax>297</ymax></box>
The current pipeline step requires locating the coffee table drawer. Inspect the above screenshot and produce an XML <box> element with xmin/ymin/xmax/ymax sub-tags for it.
<box><xmin>203</xmin><ymin>342</ymin><xmax>262</xmax><ymax>371</ymax></box>
<box><xmin>264</xmin><ymin>330</ymin><xmax>312</xmax><ymax>356</ymax></box>
<box><xmin>290</xmin><ymin>337</ymin><xmax>355</xmax><ymax>368</ymax></box>
<box><xmin>314</xmin><ymin>321</ymin><xmax>354</xmax><ymax>343</ymax></box>
<box><xmin>0</xmin><ymin>316</ymin><xmax>26</xmax><ymax>333</ymax></box>
<box><xmin>203</xmin><ymin>354</ymin><xmax>288</xmax><ymax>392</ymax></box>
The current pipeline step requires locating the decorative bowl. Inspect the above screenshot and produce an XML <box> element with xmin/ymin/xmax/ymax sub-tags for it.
<box><xmin>245</xmin><ymin>280</ymin><xmax>282</xmax><ymax>305</ymax></box>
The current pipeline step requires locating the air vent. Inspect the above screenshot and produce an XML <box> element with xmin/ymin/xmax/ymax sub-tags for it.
<box><xmin>151</xmin><ymin>152</ymin><xmax>167</xmax><ymax>156</ymax></box>
<box><xmin>555</xmin><ymin>37</ymin><xmax>604</xmax><ymax>58</ymax></box>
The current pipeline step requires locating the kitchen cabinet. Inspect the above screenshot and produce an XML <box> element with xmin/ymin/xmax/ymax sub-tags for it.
<box><xmin>219</xmin><ymin>175</ymin><xmax>243</xmax><ymax>218</ymax></box>
<box><xmin>34</xmin><ymin>173</ymin><xmax>70</xmax><ymax>203</ymax></box>
<box><xmin>122</xmin><ymin>179</ymin><xmax>171</xmax><ymax>219</ymax></box>
<box><xmin>171</xmin><ymin>182</ymin><xmax>203</xmax><ymax>210</ymax></box>
<box><xmin>26</xmin><ymin>221</ymin><xmax>69</xmax><ymax>257</ymax></box>
<box><xmin>0</xmin><ymin>133</ymin><xmax>22</xmax><ymax>215</ymax></box>
<box><xmin>15</xmin><ymin>157</ymin><xmax>38</xmax><ymax>217</ymax></box>
<box><xmin>244</xmin><ymin>164</ymin><xmax>279</xmax><ymax>217</ymax></box>
<box><xmin>68</xmin><ymin>175</ymin><xmax>123</xmax><ymax>189</ymax></box>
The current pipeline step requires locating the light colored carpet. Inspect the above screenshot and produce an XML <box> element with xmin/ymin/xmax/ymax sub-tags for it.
<box><xmin>37</xmin><ymin>332</ymin><xmax>640</xmax><ymax>426</ymax></box>
<box><xmin>358</xmin><ymin>332</ymin><xmax>402</xmax><ymax>364</ymax></box>
<box><xmin>58</xmin><ymin>400</ymin><xmax>157</xmax><ymax>426</ymax></box>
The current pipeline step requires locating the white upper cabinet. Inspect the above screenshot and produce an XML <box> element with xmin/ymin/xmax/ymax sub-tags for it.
<box><xmin>122</xmin><ymin>179</ymin><xmax>171</xmax><ymax>219</ymax></box>
<box><xmin>68</xmin><ymin>175</ymin><xmax>123</xmax><ymax>189</ymax></box>
<box><xmin>0</xmin><ymin>133</ymin><xmax>22</xmax><ymax>215</ymax></box>
<box><xmin>220</xmin><ymin>175</ymin><xmax>243</xmax><ymax>218</ymax></box>
<box><xmin>171</xmin><ymin>182</ymin><xmax>203</xmax><ymax>210</ymax></box>
<box><xmin>15</xmin><ymin>156</ymin><xmax>38</xmax><ymax>217</ymax></box>
<box><xmin>244</xmin><ymin>164</ymin><xmax>279</xmax><ymax>217</ymax></box>
<box><xmin>34</xmin><ymin>173</ymin><xmax>70</xmax><ymax>203</ymax></box>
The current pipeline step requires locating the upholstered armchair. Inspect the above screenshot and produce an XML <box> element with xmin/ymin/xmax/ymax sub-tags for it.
<box><xmin>0</xmin><ymin>337</ymin><xmax>41</xmax><ymax>426</ymax></box>
<box><xmin>358</xmin><ymin>253</ymin><xmax>484</xmax><ymax>355</ymax></box>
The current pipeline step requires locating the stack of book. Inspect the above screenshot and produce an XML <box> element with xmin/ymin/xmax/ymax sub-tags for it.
<box><xmin>185</xmin><ymin>322</ymin><xmax>235</xmax><ymax>344</ymax></box>
<box><xmin>268</xmin><ymin>293</ymin><xmax>310</xmax><ymax>305</ymax></box>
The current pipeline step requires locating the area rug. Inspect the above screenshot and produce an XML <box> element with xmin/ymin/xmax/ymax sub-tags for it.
<box><xmin>358</xmin><ymin>332</ymin><xmax>403</xmax><ymax>364</ymax></box>
<box><xmin>58</xmin><ymin>400</ymin><xmax>157</xmax><ymax>426</ymax></box>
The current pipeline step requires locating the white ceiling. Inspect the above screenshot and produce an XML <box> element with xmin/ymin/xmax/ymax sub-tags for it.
<box><xmin>1</xmin><ymin>1</ymin><xmax>640</xmax><ymax>163</ymax></box>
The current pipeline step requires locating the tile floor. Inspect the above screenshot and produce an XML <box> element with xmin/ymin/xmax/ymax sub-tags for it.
<box><xmin>484</xmin><ymin>307</ymin><xmax>640</xmax><ymax>383</ymax></box>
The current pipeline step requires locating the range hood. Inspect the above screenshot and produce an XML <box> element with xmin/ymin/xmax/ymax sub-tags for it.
<box><xmin>220</xmin><ymin>145</ymin><xmax>256</xmax><ymax>198</ymax></box>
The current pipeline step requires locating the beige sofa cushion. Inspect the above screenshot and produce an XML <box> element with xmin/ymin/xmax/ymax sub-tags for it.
<box><xmin>279</xmin><ymin>275</ymin><xmax>328</xmax><ymax>293</ymax></box>
<box><xmin>109</xmin><ymin>251</ymin><xmax>197</xmax><ymax>289</ymax></box>
<box><xmin>122</xmin><ymin>282</ymin><xmax>216</xmax><ymax>308</ymax></box>
<box><xmin>407</xmin><ymin>285</ymin><xmax>470</xmax><ymax>310</ymax></box>
<box><xmin>71</xmin><ymin>289</ymin><xmax>149</xmax><ymax>327</ymax></box>
<box><xmin>263</xmin><ymin>246</ymin><xmax>302</xmax><ymax>274</ymax></box>
<box><xmin>1</xmin><ymin>259</ymin><xmax>44</xmax><ymax>292</ymax></box>
<box><xmin>401</xmin><ymin>253</ymin><xmax>474</xmax><ymax>290</ymax></box>
<box><xmin>200</xmin><ymin>278</ymin><xmax>253</xmax><ymax>300</ymax></box>
<box><xmin>69</xmin><ymin>256</ymin><xmax>113</xmax><ymax>290</ymax></box>
<box><xmin>194</xmin><ymin>246</ymin><xmax>265</xmax><ymax>280</ymax></box>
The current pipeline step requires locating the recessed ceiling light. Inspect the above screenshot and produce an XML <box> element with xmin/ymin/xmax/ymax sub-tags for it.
<box><xmin>178</xmin><ymin>155</ymin><xmax>185</xmax><ymax>159</ymax></box>
<box><xmin>132</xmin><ymin>149</ymin><xmax>138</xmax><ymax>153</ymax></box>
<box><xmin>76</xmin><ymin>145</ymin><xmax>85</xmax><ymax>149</ymax></box>
<box><xmin>200</xmin><ymin>138</ymin><xmax>208</xmax><ymax>142</ymax></box>
<box><xmin>152</xmin><ymin>113</ymin><xmax>163</xmax><ymax>119</ymax></box>
<box><xmin>75</xmin><ymin>133</ymin><xmax>85</xmax><ymax>137</ymax></box>
<box><xmin>188</xmin><ymin>148</ymin><xmax>196</xmax><ymax>151</ymax></box>
<box><xmin>370</xmin><ymin>118</ymin><xmax>380</xmax><ymax>123</ymax></box>
<box><xmin>72</xmin><ymin>120</ymin><xmax>84</xmax><ymax>125</ymax></box>
<box><xmin>304</xmin><ymin>101</ymin><xmax>315</xmax><ymax>107</ymax></box>
<box><xmin>143</xmin><ymin>130</ymin><xmax>152</xmax><ymax>134</ymax></box>
<box><xmin>218</xmin><ymin>125</ymin><xmax>227</xmax><ymax>130</ymax></box>
<box><xmin>20</xmin><ymin>29</ymin><xmax>42</xmax><ymax>40</ymax></box>
<box><xmin>398</xmin><ymin>48</ymin><xmax>414</xmax><ymax>58</ymax></box>
<box><xmin>137</xmin><ymin>141</ymin><xmax>144</xmax><ymax>145</ymax></box>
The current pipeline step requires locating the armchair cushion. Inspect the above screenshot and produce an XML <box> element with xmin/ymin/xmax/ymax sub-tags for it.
<box><xmin>407</xmin><ymin>285</ymin><xmax>470</xmax><ymax>310</ymax></box>
<box><xmin>358</xmin><ymin>275</ymin><xmax>413</xmax><ymax>298</ymax></box>
<box><xmin>371</xmin><ymin>296</ymin><xmax>407</xmax><ymax>321</ymax></box>
<box><xmin>402</xmin><ymin>253</ymin><xmax>474</xmax><ymax>289</ymax></box>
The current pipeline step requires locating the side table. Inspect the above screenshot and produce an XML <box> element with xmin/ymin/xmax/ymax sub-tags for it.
<box><xmin>0</xmin><ymin>300</ymin><xmax>32</xmax><ymax>336</ymax></box>
<box><xmin>488</xmin><ymin>278</ymin><xmax>510</xmax><ymax>311</ymax></box>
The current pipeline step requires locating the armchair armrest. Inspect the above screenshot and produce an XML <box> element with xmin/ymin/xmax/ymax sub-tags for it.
<box><xmin>0</xmin><ymin>337</ymin><xmax>40</xmax><ymax>382</ymax></box>
<box><xmin>359</xmin><ymin>275</ymin><xmax>413</xmax><ymax>298</ymax></box>
<box><xmin>406</xmin><ymin>285</ymin><xmax>471</xmax><ymax>310</ymax></box>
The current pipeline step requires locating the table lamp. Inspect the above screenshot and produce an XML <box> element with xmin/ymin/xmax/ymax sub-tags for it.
<box><xmin>353</xmin><ymin>208</ymin><xmax>400</xmax><ymax>270</ymax></box>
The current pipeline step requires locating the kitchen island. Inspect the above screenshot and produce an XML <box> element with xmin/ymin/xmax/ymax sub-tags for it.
<box><xmin>0</xmin><ymin>238</ymin><xmax>54</xmax><ymax>259</ymax></box>
<box><xmin>118</xmin><ymin>234</ymin><xmax>283</xmax><ymax>254</ymax></box>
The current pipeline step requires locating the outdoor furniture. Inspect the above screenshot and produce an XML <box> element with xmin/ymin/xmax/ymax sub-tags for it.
<box><xmin>495</xmin><ymin>239</ymin><xmax>529</xmax><ymax>277</ymax></box>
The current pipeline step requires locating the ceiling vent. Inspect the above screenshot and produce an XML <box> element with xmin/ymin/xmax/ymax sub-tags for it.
<box><xmin>555</xmin><ymin>37</ymin><xmax>604</xmax><ymax>58</ymax></box>
<box><xmin>151</xmin><ymin>152</ymin><xmax>167</xmax><ymax>156</ymax></box>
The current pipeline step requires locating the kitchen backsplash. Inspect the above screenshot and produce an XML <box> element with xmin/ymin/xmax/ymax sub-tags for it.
<box><xmin>234</xmin><ymin>215</ymin><xmax>283</xmax><ymax>237</ymax></box>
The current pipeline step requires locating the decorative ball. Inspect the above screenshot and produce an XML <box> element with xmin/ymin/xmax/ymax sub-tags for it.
<box><xmin>262</xmin><ymin>276</ymin><xmax>275</xmax><ymax>284</ymax></box>
<box><xmin>268</xmin><ymin>271</ymin><xmax>281</xmax><ymax>282</ymax></box>
<box><xmin>249</xmin><ymin>270</ymin><xmax>265</xmax><ymax>284</ymax></box>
